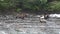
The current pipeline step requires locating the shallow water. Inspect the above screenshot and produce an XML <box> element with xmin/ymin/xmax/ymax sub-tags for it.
<box><xmin>0</xmin><ymin>15</ymin><xmax>60</xmax><ymax>34</ymax></box>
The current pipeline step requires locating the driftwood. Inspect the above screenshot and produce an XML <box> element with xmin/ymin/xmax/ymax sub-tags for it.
<box><xmin>40</xmin><ymin>18</ymin><xmax>46</xmax><ymax>23</ymax></box>
<box><xmin>40</xmin><ymin>14</ymin><xmax>49</xmax><ymax>23</ymax></box>
<box><xmin>40</xmin><ymin>15</ymin><xmax>46</xmax><ymax>23</ymax></box>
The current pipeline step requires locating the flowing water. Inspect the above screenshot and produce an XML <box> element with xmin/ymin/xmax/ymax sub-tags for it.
<box><xmin>0</xmin><ymin>15</ymin><xmax>60</xmax><ymax>34</ymax></box>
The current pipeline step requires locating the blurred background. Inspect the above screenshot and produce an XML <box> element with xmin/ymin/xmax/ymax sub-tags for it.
<box><xmin>0</xmin><ymin>0</ymin><xmax>60</xmax><ymax>15</ymax></box>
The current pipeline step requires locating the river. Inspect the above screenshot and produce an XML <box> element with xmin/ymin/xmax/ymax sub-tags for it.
<box><xmin>0</xmin><ymin>15</ymin><xmax>60</xmax><ymax>34</ymax></box>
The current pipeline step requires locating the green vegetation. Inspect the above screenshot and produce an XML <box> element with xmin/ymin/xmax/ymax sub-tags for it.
<box><xmin>0</xmin><ymin>0</ymin><xmax>60</xmax><ymax>13</ymax></box>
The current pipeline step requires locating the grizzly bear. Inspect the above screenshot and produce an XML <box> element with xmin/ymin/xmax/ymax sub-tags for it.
<box><xmin>16</xmin><ymin>13</ymin><xmax>28</xmax><ymax>19</ymax></box>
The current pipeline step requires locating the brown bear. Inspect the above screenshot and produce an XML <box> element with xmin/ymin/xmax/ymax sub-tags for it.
<box><xmin>16</xmin><ymin>13</ymin><xmax>28</xmax><ymax>19</ymax></box>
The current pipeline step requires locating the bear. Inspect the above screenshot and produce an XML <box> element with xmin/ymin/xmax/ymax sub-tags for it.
<box><xmin>16</xmin><ymin>13</ymin><xmax>28</xmax><ymax>19</ymax></box>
